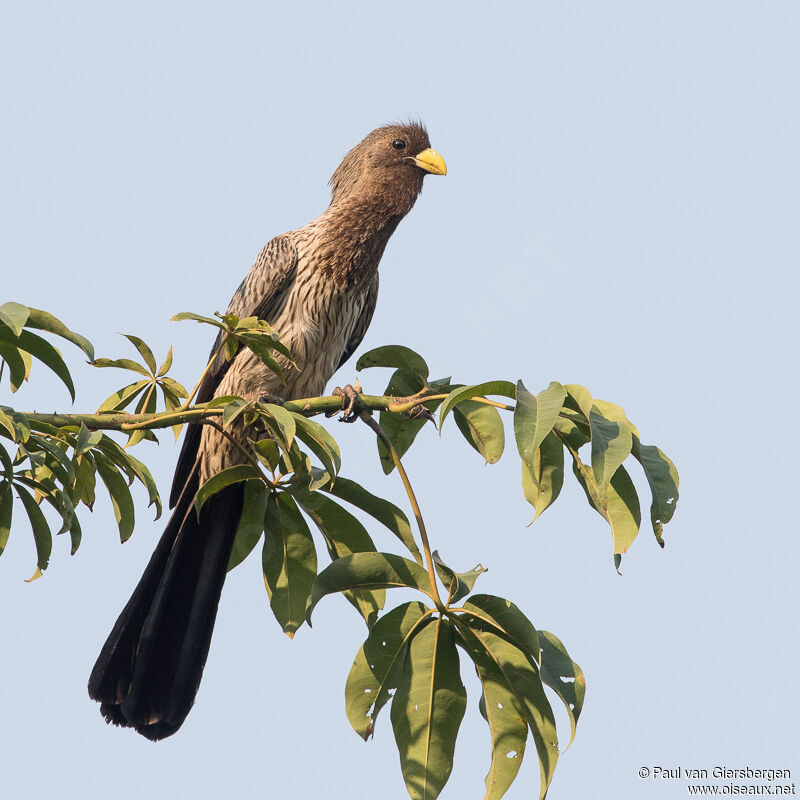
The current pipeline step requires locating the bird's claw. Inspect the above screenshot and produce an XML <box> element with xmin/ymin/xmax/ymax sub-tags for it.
<box><xmin>409</xmin><ymin>403</ymin><xmax>436</xmax><ymax>424</ymax></box>
<box><xmin>326</xmin><ymin>382</ymin><xmax>362</xmax><ymax>422</ymax></box>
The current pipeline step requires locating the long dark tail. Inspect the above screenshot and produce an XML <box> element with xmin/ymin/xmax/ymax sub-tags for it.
<box><xmin>87</xmin><ymin>462</ymin><xmax>244</xmax><ymax>741</ymax></box>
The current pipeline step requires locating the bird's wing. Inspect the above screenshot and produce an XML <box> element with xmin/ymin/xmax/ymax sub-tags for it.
<box><xmin>336</xmin><ymin>271</ymin><xmax>378</xmax><ymax>371</ymax></box>
<box><xmin>169</xmin><ymin>234</ymin><xmax>298</xmax><ymax>508</ymax></box>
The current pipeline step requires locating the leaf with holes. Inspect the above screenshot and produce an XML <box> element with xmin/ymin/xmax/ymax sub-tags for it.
<box><xmin>345</xmin><ymin>600</ymin><xmax>432</xmax><ymax>739</ymax></box>
<box><xmin>538</xmin><ymin>630</ymin><xmax>585</xmax><ymax>749</ymax></box>
<box><xmin>391</xmin><ymin>617</ymin><xmax>467</xmax><ymax>800</ymax></box>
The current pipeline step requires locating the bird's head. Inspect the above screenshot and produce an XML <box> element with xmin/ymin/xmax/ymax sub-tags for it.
<box><xmin>329</xmin><ymin>121</ymin><xmax>446</xmax><ymax>214</ymax></box>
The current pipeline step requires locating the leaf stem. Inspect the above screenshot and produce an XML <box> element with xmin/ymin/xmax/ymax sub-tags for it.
<box><xmin>358</xmin><ymin>412</ymin><xmax>445</xmax><ymax>613</ymax></box>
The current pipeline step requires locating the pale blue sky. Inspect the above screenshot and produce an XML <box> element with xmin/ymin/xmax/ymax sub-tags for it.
<box><xmin>1</xmin><ymin>3</ymin><xmax>798</xmax><ymax>798</ymax></box>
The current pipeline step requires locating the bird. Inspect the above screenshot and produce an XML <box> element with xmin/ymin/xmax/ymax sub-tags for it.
<box><xmin>87</xmin><ymin>122</ymin><xmax>446</xmax><ymax>741</ymax></box>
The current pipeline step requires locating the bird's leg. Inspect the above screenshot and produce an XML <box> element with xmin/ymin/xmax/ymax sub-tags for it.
<box><xmin>326</xmin><ymin>380</ymin><xmax>362</xmax><ymax>423</ymax></box>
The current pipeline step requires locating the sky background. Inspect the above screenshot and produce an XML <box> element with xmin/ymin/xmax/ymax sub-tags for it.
<box><xmin>1</xmin><ymin>2</ymin><xmax>798</xmax><ymax>798</ymax></box>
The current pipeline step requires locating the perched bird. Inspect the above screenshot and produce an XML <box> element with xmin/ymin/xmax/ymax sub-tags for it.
<box><xmin>87</xmin><ymin>122</ymin><xmax>446</xmax><ymax>740</ymax></box>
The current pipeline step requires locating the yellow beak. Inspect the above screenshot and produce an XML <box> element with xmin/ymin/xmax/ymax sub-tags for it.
<box><xmin>412</xmin><ymin>148</ymin><xmax>447</xmax><ymax>176</ymax></box>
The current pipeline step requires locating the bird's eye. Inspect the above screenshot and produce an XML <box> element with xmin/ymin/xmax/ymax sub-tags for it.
<box><xmin>391</xmin><ymin>139</ymin><xmax>407</xmax><ymax>151</ymax></box>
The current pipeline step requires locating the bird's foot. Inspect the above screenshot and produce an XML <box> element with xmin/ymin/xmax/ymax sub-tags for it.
<box><xmin>326</xmin><ymin>380</ymin><xmax>362</xmax><ymax>423</ymax></box>
<box><xmin>408</xmin><ymin>403</ymin><xmax>436</xmax><ymax>424</ymax></box>
<box><xmin>258</xmin><ymin>394</ymin><xmax>285</xmax><ymax>406</ymax></box>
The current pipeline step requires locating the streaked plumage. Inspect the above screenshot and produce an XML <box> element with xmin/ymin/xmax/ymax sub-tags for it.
<box><xmin>88</xmin><ymin>122</ymin><xmax>445</xmax><ymax>740</ymax></box>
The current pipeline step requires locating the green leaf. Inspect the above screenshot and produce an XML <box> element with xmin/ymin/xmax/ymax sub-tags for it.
<box><xmin>521</xmin><ymin>431</ymin><xmax>565</xmax><ymax>522</ymax></box>
<box><xmin>322</xmin><ymin>476</ymin><xmax>422</xmax><ymax>565</ymax></box>
<box><xmin>194</xmin><ymin>465</ymin><xmax>262</xmax><ymax>516</ymax></box>
<box><xmin>72</xmin><ymin>453</ymin><xmax>96</xmax><ymax>508</ymax></box>
<box><xmin>376</xmin><ymin>368</ymin><xmax>431</xmax><ymax>475</ymax></box>
<box><xmin>471</xmin><ymin>644</ymin><xmax>528</xmax><ymax>800</ymax></box>
<box><xmin>291</xmin><ymin>414</ymin><xmax>341</xmax><ymax>480</ymax></box>
<box><xmin>461</xmin><ymin>595</ymin><xmax>540</xmax><ymax>662</ymax></box>
<box><xmin>0</xmin><ymin>481</ymin><xmax>12</xmax><ymax>556</ymax></box>
<box><xmin>237</xmin><ymin>334</ymin><xmax>285</xmax><ymax>381</ymax></box>
<box><xmin>171</xmin><ymin>311</ymin><xmax>225</xmax><ymax>328</ymax></box>
<box><xmin>69</xmin><ymin>513</ymin><xmax>82</xmax><ymax>555</ymax></box>
<box><xmin>259</xmin><ymin>402</ymin><xmax>296</xmax><ymax>451</ymax></box>
<box><xmin>439</xmin><ymin>381</ymin><xmax>517</xmax><ymax>428</ymax></box>
<box><xmin>228</xmin><ymin>481</ymin><xmax>269</xmax><ymax>571</ymax></box>
<box><xmin>75</xmin><ymin>423</ymin><xmax>103</xmax><ymax>456</ymax></box>
<box><xmin>294</xmin><ymin>488</ymin><xmax>386</xmax><ymax>627</ymax></box>
<box><xmin>9</xmin><ymin>330</ymin><xmax>76</xmax><ymax>400</ymax></box>
<box><xmin>262</xmin><ymin>492</ymin><xmax>318</xmax><ymax>636</ymax></box>
<box><xmin>122</xmin><ymin>334</ymin><xmax>157</xmax><ymax>373</ymax></box>
<box><xmin>120</xmin><ymin>451</ymin><xmax>162</xmax><ymax>520</ymax></box>
<box><xmin>432</xmin><ymin>550</ymin><xmax>487</xmax><ymax>604</ymax></box>
<box><xmin>0</xmin><ymin>302</ymin><xmax>30</xmax><ymax>336</ymax></box>
<box><xmin>571</xmin><ymin>459</ymin><xmax>641</xmax><ymax>556</ymax></box>
<box><xmin>513</xmin><ymin>380</ymin><xmax>566</xmax><ymax>465</ymax></box>
<box><xmin>345</xmin><ymin>601</ymin><xmax>432</xmax><ymax>740</ymax></box>
<box><xmin>221</xmin><ymin>397</ymin><xmax>251</xmax><ymax>428</ymax></box>
<box><xmin>96</xmin><ymin>379</ymin><xmax>150</xmax><ymax>413</ymax></box>
<box><xmin>156</xmin><ymin>345</ymin><xmax>173</xmax><ymax>377</ymax></box>
<box><xmin>158</xmin><ymin>376</ymin><xmax>188</xmax><ymax>399</ymax></box>
<box><xmin>356</xmin><ymin>345</ymin><xmax>430</xmax><ymax>381</ymax></box>
<box><xmin>391</xmin><ymin>617</ymin><xmax>467</xmax><ymax>800</ymax></box>
<box><xmin>453</xmin><ymin>400</ymin><xmax>505</xmax><ymax>464</ymax></box>
<box><xmin>94</xmin><ymin>452</ymin><xmax>135</xmax><ymax>542</ymax></box>
<box><xmin>0</xmin><ymin>339</ymin><xmax>28</xmax><ymax>392</ymax></box>
<box><xmin>456</xmin><ymin>622</ymin><xmax>557</xmax><ymax>800</ymax></box>
<box><xmin>25</xmin><ymin>307</ymin><xmax>94</xmax><ymax>360</ymax></box>
<box><xmin>564</xmin><ymin>385</ymin><xmax>632</xmax><ymax>503</ymax></box>
<box><xmin>15</xmin><ymin>483</ymin><xmax>52</xmax><ymax>572</ymax></box>
<box><xmin>631</xmin><ymin>439</ymin><xmax>679</xmax><ymax>547</ymax></box>
<box><xmin>0</xmin><ymin>407</ymin><xmax>16</xmax><ymax>440</ymax></box>
<box><xmin>91</xmin><ymin>357</ymin><xmax>151</xmax><ymax>377</ymax></box>
<box><xmin>306</xmin><ymin>552</ymin><xmax>431</xmax><ymax>624</ymax></box>
<box><xmin>250</xmin><ymin>438</ymin><xmax>281</xmax><ymax>471</ymax></box>
<box><xmin>538</xmin><ymin>630</ymin><xmax>585</xmax><ymax>749</ymax></box>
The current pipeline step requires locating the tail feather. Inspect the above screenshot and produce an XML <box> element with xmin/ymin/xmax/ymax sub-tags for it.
<box><xmin>88</xmin><ymin>463</ymin><xmax>245</xmax><ymax>741</ymax></box>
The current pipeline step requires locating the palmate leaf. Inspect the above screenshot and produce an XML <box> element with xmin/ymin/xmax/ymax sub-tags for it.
<box><xmin>306</xmin><ymin>552</ymin><xmax>431</xmax><ymax>624</ymax></box>
<box><xmin>291</xmin><ymin>413</ymin><xmax>341</xmax><ymax>482</ymax></box>
<box><xmin>262</xmin><ymin>491</ymin><xmax>318</xmax><ymax>637</ymax></box>
<box><xmin>461</xmin><ymin>595</ymin><xmax>541</xmax><ymax>662</ymax></box>
<box><xmin>390</xmin><ymin>617</ymin><xmax>467</xmax><ymax>800</ymax></box>
<box><xmin>345</xmin><ymin>600</ymin><xmax>432</xmax><ymax>739</ymax></box>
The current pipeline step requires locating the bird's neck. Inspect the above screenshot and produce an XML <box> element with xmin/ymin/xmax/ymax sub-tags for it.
<box><xmin>309</xmin><ymin>192</ymin><xmax>411</xmax><ymax>288</ymax></box>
